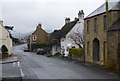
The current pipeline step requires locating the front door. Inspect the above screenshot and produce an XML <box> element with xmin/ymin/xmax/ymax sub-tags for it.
<box><xmin>93</xmin><ymin>38</ymin><xmax>100</xmax><ymax>63</ymax></box>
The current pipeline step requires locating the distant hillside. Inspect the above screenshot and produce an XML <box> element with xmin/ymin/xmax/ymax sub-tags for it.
<box><xmin>11</xmin><ymin>29</ymin><xmax>53</xmax><ymax>39</ymax></box>
<box><xmin>45</xmin><ymin>29</ymin><xmax>53</xmax><ymax>33</ymax></box>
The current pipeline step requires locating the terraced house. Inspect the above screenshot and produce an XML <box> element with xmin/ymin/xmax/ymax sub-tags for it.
<box><xmin>84</xmin><ymin>1</ymin><xmax>120</xmax><ymax>65</ymax></box>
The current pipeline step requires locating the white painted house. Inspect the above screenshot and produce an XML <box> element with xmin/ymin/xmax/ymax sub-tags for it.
<box><xmin>0</xmin><ymin>21</ymin><xmax>13</xmax><ymax>57</ymax></box>
<box><xmin>60</xmin><ymin>10</ymin><xmax>84</xmax><ymax>56</ymax></box>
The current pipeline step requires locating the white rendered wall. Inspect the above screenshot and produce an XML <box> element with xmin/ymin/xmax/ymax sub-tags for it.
<box><xmin>61</xmin><ymin>16</ymin><xmax>84</xmax><ymax>56</ymax></box>
<box><xmin>0</xmin><ymin>22</ymin><xmax>13</xmax><ymax>55</ymax></box>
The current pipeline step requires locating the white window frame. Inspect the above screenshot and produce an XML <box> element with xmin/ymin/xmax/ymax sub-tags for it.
<box><xmin>33</xmin><ymin>35</ymin><xmax>37</xmax><ymax>41</ymax></box>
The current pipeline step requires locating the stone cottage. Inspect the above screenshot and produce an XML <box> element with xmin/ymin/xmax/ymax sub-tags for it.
<box><xmin>84</xmin><ymin>1</ymin><xmax>120</xmax><ymax>65</ymax></box>
<box><xmin>28</xmin><ymin>23</ymin><xmax>49</xmax><ymax>51</ymax></box>
<box><xmin>60</xmin><ymin>10</ymin><xmax>84</xmax><ymax>56</ymax></box>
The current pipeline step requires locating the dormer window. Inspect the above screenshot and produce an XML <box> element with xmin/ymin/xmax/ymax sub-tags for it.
<box><xmin>33</xmin><ymin>35</ymin><xmax>37</xmax><ymax>41</ymax></box>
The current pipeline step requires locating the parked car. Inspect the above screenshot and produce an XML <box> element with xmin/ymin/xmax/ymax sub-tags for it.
<box><xmin>36</xmin><ymin>48</ymin><xmax>44</xmax><ymax>55</ymax></box>
<box><xmin>24</xmin><ymin>48</ymin><xmax>29</xmax><ymax>52</ymax></box>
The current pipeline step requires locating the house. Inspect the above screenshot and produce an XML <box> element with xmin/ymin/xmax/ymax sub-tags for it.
<box><xmin>0</xmin><ymin>21</ymin><xmax>13</xmax><ymax>58</ymax></box>
<box><xmin>107</xmin><ymin>18</ymin><xmax>120</xmax><ymax>65</ymax></box>
<box><xmin>28</xmin><ymin>23</ymin><xmax>49</xmax><ymax>51</ymax></box>
<box><xmin>50</xmin><ymin>30</ymin><xmax>61</xmax><ymax>55</ymax></box>
<box><xmin>84</xmin><ymin>1</ymin><xmax>120</xmax><ymax>65</ymax></box>
<box><xmin>60</xmin><ymin>10</ymin><xmax>84</xmax><ymax>56</ymax></box>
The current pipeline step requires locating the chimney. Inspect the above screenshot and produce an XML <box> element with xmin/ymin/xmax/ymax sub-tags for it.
<box><xmin>0</xmin><ymin>20</ymin><xmax>3</xmax><ymax>25</ymax></box>
<box><xmin>65</xmin><ymin>17</ymin><xmax>70</xmax><ymax>24</ymax></box>
<box><xmin>74</xmin><ymin>17</ymin><xmax>78</xmax><ymax>21</ymax></box>
<box><xmin>37</xmin><ymin>23</ymin><xmax>42</xmax><ymax>29</ymax></box>
<box><xmin>78</xmin><ymin>10</ymin><xmax>84</xmax><ymax>22</ymax></box>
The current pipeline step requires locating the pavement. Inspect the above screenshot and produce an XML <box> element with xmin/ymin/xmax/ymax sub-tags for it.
<box><xmin>1</xmin><ymin>55</ymin><xmax>22</xmax><ymax>80</ymax></box>
<box><xmin>0</xmin><ymin>55</ymin><xmax>19</xmax><ymax>64</ymax></box>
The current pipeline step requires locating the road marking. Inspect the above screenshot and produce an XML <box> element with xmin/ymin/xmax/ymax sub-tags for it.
<box><xmin>13</xmin><ymin>62</ymin><xmax>16</xmax><ymax>66</ymax></box>
<box><xmin>17</xmin><ymin>61</ymin><xmax>21</xmax><ymax>67</ymax></box>
<box><xmin>17</xmin><ymin>61</ymin><xmax>25</xmax><ymax>77</ymax></box>
<box><xmin>20</xmin><ymin>69</ymin><xmax>24</xmax><ymax>77</ymax></box>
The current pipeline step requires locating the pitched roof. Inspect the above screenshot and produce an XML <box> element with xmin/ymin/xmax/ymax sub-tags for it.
<box><xmin>108</xmin><ymin>18</ymin><xmax>120</xmax><ymax>31</ymax></box>
<box><xmin>5</xmin><ymin>26</ymin><xmax>14</xmax><ymax>31</ymax></box>
<box><xmin>85</xmin><ymin>1</ymin><xmax>120</xmax><ymax>19</ymax></box>
<box><xmin>32</xmin><ymin>24</ymin><xmax>48</xmax><ymax>35</ymax></box>
<box><xmin>50</xmin><ymin>30</ymin><xmax>61</xmax><ymax>39</ymax></box>
<box><xmin>59</xmin><ymin>20</ymin><xmax>78</xmax><ymax>38</ymax></box>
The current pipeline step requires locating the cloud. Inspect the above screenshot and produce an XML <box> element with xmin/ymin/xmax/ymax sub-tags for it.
<box><xmin>1</xmin><ymin>0</ymin><xmax>106</xmax><ymax>33</ymax></box>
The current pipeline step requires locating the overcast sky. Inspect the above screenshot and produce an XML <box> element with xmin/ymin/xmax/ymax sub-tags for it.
<box><xmin>0</xmin><ymin>0</ymin><xmax>117</xmax><ymax>34</ymax></box>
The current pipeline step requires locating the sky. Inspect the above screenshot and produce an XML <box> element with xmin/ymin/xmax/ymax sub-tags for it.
<box><xmin>0</xmin><ymin>0</ymin><xmax>118</xmax><ymax>34</ymax></box>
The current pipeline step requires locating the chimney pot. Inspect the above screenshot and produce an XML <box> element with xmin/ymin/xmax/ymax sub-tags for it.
<box><xmin>37</xmin><ymin>23</ymin><xmax>42</xmax><ymax>28</ymax></box>
<box><xmin>65</xmin><ymin>17</ymin><xmax>70</xmax><ymax>24</ymax></box>
<box><xmin>78</xmin><ymin>10</ymin><xmax>84</xmax><ymax>22</ymax></box>
<box><xmin>0</xmin><ymin>20</ymin><xmax>3</xmax><ymax>25</ymax></box>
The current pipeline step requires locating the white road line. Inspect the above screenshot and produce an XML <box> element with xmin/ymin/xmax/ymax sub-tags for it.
<box><xmin>13</xmin><ymin>62</ymin><xmax>16</xmax><ymax>66</ymax></box>
<box><xmin>17</xmin><ymin>61</ymin><xmax>24</xmax><ymax>77</ymax></box>
<box><xmin>17</xmin><ymin>61</ymin><xmax>21</xmax><ymax>67</ymax></box>
<box><xmin>20</xmin><ymin>69</ymin><xmax>24</xmax><ymax>77</ymax></box>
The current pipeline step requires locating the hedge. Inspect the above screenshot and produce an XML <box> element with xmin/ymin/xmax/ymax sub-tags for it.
<box><xmin>68</xmin><ymin>48</ymin><xmax>84</xmax><ymax>60</ymax></box>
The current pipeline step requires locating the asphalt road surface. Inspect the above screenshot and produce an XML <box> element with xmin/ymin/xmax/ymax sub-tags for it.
<box><xmin>7</xmin><ymin>44</ymin><xmax>118</xmax><ymax>80</ymax></box>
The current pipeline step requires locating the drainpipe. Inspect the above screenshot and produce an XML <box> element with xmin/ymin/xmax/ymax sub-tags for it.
<box><xmin>106</xmin><ymin>0</ymin><xmax>109</xmax><ymax>65</ymax></box>
<box><xmin>117</xmin><ymin>13</ymin><xmax>119</xmax><ymax>74</ymax></box>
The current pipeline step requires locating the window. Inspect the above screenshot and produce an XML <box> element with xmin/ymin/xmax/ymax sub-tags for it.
<box><xmin>33</xmin><ymin>35</ymin><xmax>37</xmax><ymax>41</ymax></box>
<box><xmin>94</xmin><ymin>18</ymin><xmax>97</xmax><ymax>32</ymax></box>
<box><xmin>87</xmin><ymin>42</ymin><xmax>89</xmax><ymax>54</ymax></box>
<box><xmin>87</xmin><ymin>20</ymin><xmax>89</xmax><ymax>33</ymax></box>
<box><xmin>103</xmin><ymin>15</ymin><xmax>107</xmax><ymax>30</ymax></box>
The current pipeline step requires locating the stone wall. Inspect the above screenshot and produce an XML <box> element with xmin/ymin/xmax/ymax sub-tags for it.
<box><xmin>108</xmin><ymin>31</ymin><xmax>119</xmax><ymax>60</ymax></box>
<box><xmin>84</xmin><ymin>11</ymin><xmax>119</xmax><ymax>65</ymax></box>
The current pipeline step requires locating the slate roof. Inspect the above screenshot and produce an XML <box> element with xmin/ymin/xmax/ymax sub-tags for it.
<box><xmin>32</xmin><ymin>25</ymin><xmax>48</xmax><ymax>35</ymax></box>
<box><xmin>50</xmin><ymin>30</ymin><xmax>61</xmax><ymax>39</ymax></box>
<box><xmin>5</xmin><ymin>26</ymin><xmax>14</xmax><ymax>31</ymax></box>
<box><xmin>50</xmin><ymin>19</ymin><xmax>78</xmax><ymax>39</ymax></box>
<box><xmin>85</xmin><ymin>1</ymin><xmax>120</xmax><ymax>19</ymax></box>
<box><xmin>58</xmin><ymin>20</ymin><xmax>78</xmax><ymax>38</ymax></box>
<box><xmin>108</xmin><ymin>18</ymin><xmax>120</xmax><ymax>31</ymax></box>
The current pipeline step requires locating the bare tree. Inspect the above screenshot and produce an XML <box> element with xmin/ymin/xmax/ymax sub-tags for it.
<box><xmin>68</xmin><ymin>30</ymin><xmax>84</xmax><ymax>48</ymax></box>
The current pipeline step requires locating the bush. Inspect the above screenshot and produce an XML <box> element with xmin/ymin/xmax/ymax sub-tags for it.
<box><xmin>68</xmin><ymin>48</ymin><xmax>84</xmax><ymax>60</ymax></box>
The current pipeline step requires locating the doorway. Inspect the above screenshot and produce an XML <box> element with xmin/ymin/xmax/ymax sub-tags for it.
<box><xmin>93</xmin><ymin>38</ymin><xmax>100</xmax><ymax>63</ymax></box>
<box><xmin>1</xmin><ymin>45</ymin><xmax>8</xmax><ymax>58</ymax></box>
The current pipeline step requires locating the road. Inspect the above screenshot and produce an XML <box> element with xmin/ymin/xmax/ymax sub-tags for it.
<box><xmin>12</xmin><ymin>44</ymin><xmax>118</xmax><ymax>80</ymax></box>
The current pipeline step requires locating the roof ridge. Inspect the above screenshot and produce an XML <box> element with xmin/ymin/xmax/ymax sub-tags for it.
<box><xmin>85</xmin><ymin>1</ymin><xmax>120</xmax><ymax>19</ymax></box>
